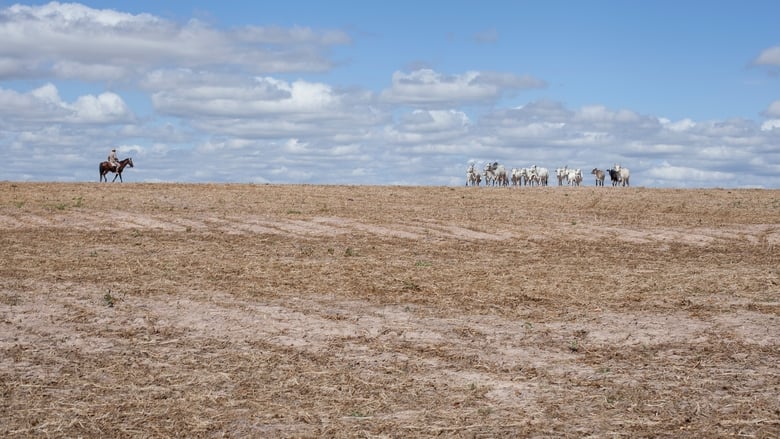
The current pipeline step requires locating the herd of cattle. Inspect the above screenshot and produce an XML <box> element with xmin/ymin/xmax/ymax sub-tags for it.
<box><xmin>466</xmin><ymin>162</ymin><xmax>631</xmax><ymax>187</ymax></box>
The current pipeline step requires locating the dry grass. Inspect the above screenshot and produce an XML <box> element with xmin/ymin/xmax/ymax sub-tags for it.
<box><xmin>1</xmin><ymin>182</ymin><xmax>779</xmax><ymax>438</ymax></box>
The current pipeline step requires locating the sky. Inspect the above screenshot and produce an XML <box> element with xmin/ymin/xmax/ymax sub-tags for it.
<box><xmin>1</xmin><ymin>1</ymin><xmax>779</xmax><ymax>187</ymax></box>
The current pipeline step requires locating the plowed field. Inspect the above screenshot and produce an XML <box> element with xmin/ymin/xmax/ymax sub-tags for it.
<box><xmin>1</xmin><ymin>183</ymin><xmax>778</xmax><ymax>438</ymax></box>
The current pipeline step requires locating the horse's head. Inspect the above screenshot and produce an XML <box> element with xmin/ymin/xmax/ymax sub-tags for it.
<box><xmin>126</xmin><ymin>158</ymin><xmax>134</xmax><ymax>168</ymax></box>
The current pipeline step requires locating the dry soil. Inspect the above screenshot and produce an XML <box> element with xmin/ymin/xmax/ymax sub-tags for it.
<box><xmin>1</xmin><ymin>182</ymin><xmax>778</xmax><ymax>438</ymax></box>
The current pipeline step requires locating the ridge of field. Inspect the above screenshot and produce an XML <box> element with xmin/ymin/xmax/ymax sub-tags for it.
<box><xmin>1</xmin><ymin>183</ymin><xmax>778</xmax><ymax>438</ymax></box>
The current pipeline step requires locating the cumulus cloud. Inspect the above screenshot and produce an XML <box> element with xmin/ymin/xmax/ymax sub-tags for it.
<box><xmin>576</xmin><ymin>106</ymin><xmax>640</xmax><ymax>123</ymax></box>
<box><xmin>195</xmin><ymin>138</ymin><xmax>255</xmax><ymax>153</ymax></box>
<box><xmin>380</xmin><ymin>69</ymin><xmax>546</xmax><ymax>106</ymax></box>
<box><xmin>283</xmin><ymin>138</ymin><xmax>310</xmax><ymax>153</ymax></box>
<box><xmin>0</xmin><ymin>4</ymin><xmax>778</xmax><ymax>188</ymax></box>
<box><xmin>480</xmin><ymin>101</ymin><xmax>660</xmax><ymax>148</ymax></box>
<box><xmin>645</xmin><ymin>162</ymin><xmax>734</xmax><ymax>182</ymax></box>
<box><xmin>0</xmin><ymin>83</ymin><xmax>132</xmax><ymax>124</ymax></box>
<box><xmin>52</xmin><ymin>61</ymin><xmax>132</xmax><ymax>82</ymax></box>
<box><xmin>753</xmin><ymin>45</ymin><xmax>780</xmax><ymax>66</ymax></box>
<box><xmin>70</xmin><ymin>92</ymin><xmax>133</xmax><ymax>123</ymax></box>
<box><xmin>397</xmin><ymin>109</ymin><xmax>470</xmax><ymax>133</ymax></box>
<box><xmin>146</xmin><ymin>71</ymin><xmax>383</xmax><ymax>139</ymax></box>
<box><xmin>763</xmin><ymin>100</ymin><xmax>780</xmax><ymax>118</ymax></box>
<box><xmin>0</xmin><ymin>2</ymin><xmax>349</xmax><ymax>81</ymax></box>
<box><xmin>761</xmin><ymin>120</ymin><xmax>780</xmax><ymax>131</ymax></box>
<box><xmin>660</xmin><ymin>118</ymin><xmax>696</xmax><ymax>132</ymax></box>
<box><xmin>383</xmin><ymin>109</ymin><xmax>470</xmax><ymax>144</ymax></box>
<box><xmin>151</xmin><ymin>74</ymin><xmax>343</xmax><ymax>117</ymax></box>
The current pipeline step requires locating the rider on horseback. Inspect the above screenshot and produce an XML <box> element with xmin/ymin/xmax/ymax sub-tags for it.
<box><xmin>108</xmin><ymin>148</ymin><xmax>119</xmax><ymax>171</ymax></box>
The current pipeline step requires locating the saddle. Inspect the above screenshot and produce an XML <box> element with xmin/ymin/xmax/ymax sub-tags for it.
<box><xmin>107</xmin><ymin>157</ymin><xmax>119</xmax><ymax>168</ymax></box>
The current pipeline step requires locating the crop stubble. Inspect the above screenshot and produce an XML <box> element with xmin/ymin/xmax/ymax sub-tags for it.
<box><xmin>0</xmin><ymin>182</ymin><xmax>778</xmax><ymax>438</ymax></box>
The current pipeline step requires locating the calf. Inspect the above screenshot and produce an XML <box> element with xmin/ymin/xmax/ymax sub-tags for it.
<box><xmin>591</xmin><ymin>168</ymin><xmax>605</xmax><ymax>186</ymax></box>
<box><xmin>607</xmin><ymin>168</ymin><xmax>620</xmax><ymax>186</ymax></box>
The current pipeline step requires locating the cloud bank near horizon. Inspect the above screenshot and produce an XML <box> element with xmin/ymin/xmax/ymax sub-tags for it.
<box><xmin>1</xmin><ymin>2</ymin><xmax>779</xmax><ymax>188</ymax></box>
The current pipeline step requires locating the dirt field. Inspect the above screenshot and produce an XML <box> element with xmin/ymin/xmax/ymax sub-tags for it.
<box><xmin>1</xmin><ymin>182</ymin><xmax>778</xmax><ymax>438</ymax></box>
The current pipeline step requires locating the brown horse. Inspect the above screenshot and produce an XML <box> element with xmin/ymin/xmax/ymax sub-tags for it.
<box><xmin>99</xmin><ymin>157</ymin><xmax>134</xmax><ymax>182</ymax></box>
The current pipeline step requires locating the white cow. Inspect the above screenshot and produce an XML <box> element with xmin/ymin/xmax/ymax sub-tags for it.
<box><xmin>466</xmin><ymin>164</ymin><xmax>481</xmax><ymax>186</ymax></box>
<box><xmin>483</xmin><ymin>163</ymin><xmax>495</xmax><ymax>186</ymax></box>
<box><xmin>511</xmin><ymin>168</ymin><xmax>522</xmax><ymax>186</ymax></box>
<box><xmin>528</xmin><ymin>165</ymin><xmax>549</xmax><ymax>186</ymax></box>
<box><xmin>483</xmin><ymin>162</ymin><xmax>508</xmax><ymax>186</ymax></box>
<box><xmin>525</xmin><ymin>167</ymin><xmax>539</xmax><ymax>186</ymax></box>
<box><xmin>514</xmin><ymin>168</ymin><xmax>526</xmax><ymax>186</ymax></box>
<box><xmin>555</xmin><ymin>167</ymin><xmax>569</xmax><ymax>186</ymax></box>
<box><xmin>566</xmin><ymin>168</ymin><xmax>583</xmax><ymax>186</ymax></box>
<box><xmin>540</xmin><ymin>167</ymin><xmax>550</xmax><ymax>186</ymax></box>
<box><xmin>493</xmin><ymin>162</ymin><xmax>509</xmax><ymax>186</ymax></box>
<box><xmin>495</xmin><ymin>164</ymin><xmax>508</xmax><ymax>186</ymax></box>
<box><xmin>614</xmin><ymin>164</ymin><xmax>631</xmax><ymax>187</ymax></box>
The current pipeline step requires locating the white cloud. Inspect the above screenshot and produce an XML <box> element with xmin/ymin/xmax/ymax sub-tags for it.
<box><xmin>380</xmin><ymin>69</ymin><xmax>545</xmax><ymax>106</ymax></box>
<box><xmin>328</xmin><ymin>144</ymin><xmax>362</xmax><ymax>156</ymax></box>
<box><xmin>283</xmin><ymin>138</ymin><xmax>309</xmax><ymax>153</ymax></box>
<box><xmin>0</xmin><ymin>4</ymin><xmax>777</xmax><ymax>188</ymax></box>
<box><xmin>660</xmin><ymin>118</ymin><xmax>696</xmax><ymax>132</ymax></box>
<box><xmin>232</xmin><ymin>24</ymin><xmax>349</xmax><ymax>45</ymax></box>
<box><xmin>30</xmin><ymin>83</ymin><xmax>62</xmax><ymax>104</ymax></box>
<box><xmin>195</xmin><ymin>138</ymin><xmax>254</xmax><ymax>153</ymax></box>
<box><xmin>575</xmin><ymin>105</ymin><xmax>640</xmax><ymax>123</ymax></box>
<box><xmin>754</xmin><ymin>45</ymin><xmax>780</xmax><ymax>66</ymax></box>
<box><xmin>52</xmin><ymin>61</ymin><xmax>131</xmax><ymax>82</ymax></box>
<box><xmin>636</xmin><ymin>144</ymin><xmax>686</xmax><ymax>155</ymax></box>
<box><xmin>143</xmin><ymin>70</ymin><xmax>384</xmax><ymax>140</ymax></box>
<box><xmin>0</xmin><ymin>2</ymin><xmax>349</xmax><ymax>81</ymax></box>
<box><xmin>269</xmin><ymin>165</ymin><xmax>313</xmax><ymax>181</ymax></box>
<box><xmin>763</xmin><ymin>100</ymin><xmax>780</xmax><ymax>118</ymax></box>
<box><xmin>383</xmin><ymin>109</ymin><xmax>470</xmax><ymax>144</ymax></box>
<box><xmin>397</xmin><ymin>109</ymin><xmax>469</xmax><ymax>133</ymax></box>
<box><xmin>497</xmin><ymin>121</ymin><xmax>567</xmax><ymax>139</ymax></box>
<box><xmin>70</xmin><ymin>92</ymin><xmax>132</xmax><ymax>123</ymax></box>
<box><xmin>761</xmin><ymin>120</ymin><xmax>780</xmax><ymax>131</ymax></box>
<box><xmin>0</xmin><ymin>56</ymin><xmax>36</xmax><ymax>78</ymax></box>
<box><xmin>0</xmin><ymin>83</ymin><xmax>132</xmax><ymax>124</ymax></box>
<box><xmin>646</xmin><ymin>162</ymin><xmax>733</xmax><ymax>181</ymax></box>
<box><xmin>151</xmin><ymin>73</ymin><xmax>346</xmax><ymax>117</ymax></box>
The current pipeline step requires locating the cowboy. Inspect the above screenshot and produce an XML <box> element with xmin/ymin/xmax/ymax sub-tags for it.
<box><xmin>107</xmin><ymin>148</ymin><xmax>119</xmax><ymax>171</ymax></box>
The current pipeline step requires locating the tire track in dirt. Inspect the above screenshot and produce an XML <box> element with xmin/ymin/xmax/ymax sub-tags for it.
<box><xmin>564</xmin><ymin>223</ymin><xmax>780</xmax><ymax>247</ymax></box>
<box><xmin>312</xmin><ymin>217</ymin><xmax>423</xmax><ymax>240</ymax></box>
<box><xmin>1</xmin><ymin>209</ymin><xmax>776</xmax><ymax>249</ymax></box>
<box><xmin>0</xmin><ymin>214</ymin><xmax>26</xmax><ymax>228</ymax></box>
<box><xmin>0</xmin><ymin>291</ymin><xmax>569</xmax><ymax>418</ymax></box>
<box><xmin>87</xmin><ymin>211</ymin><xmax>192</xmax><ymax>232</ymax></box>
<box><xmin>0</xmin><ymin>212</ymin><xmax>53</xmax><ymax>228</ymax></box>
<box><xmin>5</xmin><ymin>285</ymin><xmax>776</xmax><ymax>421</ymax></box>
<box><xmin>416</xmin><ymin>220</ymin><xmax>515</xmax><ymax>241</ymax></box>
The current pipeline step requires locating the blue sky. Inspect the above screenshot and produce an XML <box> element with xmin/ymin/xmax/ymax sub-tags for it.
<box><xmin>1</xmin><ymin>1</ymin><xmax>779</xmax><ymax>187</ymax></box>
